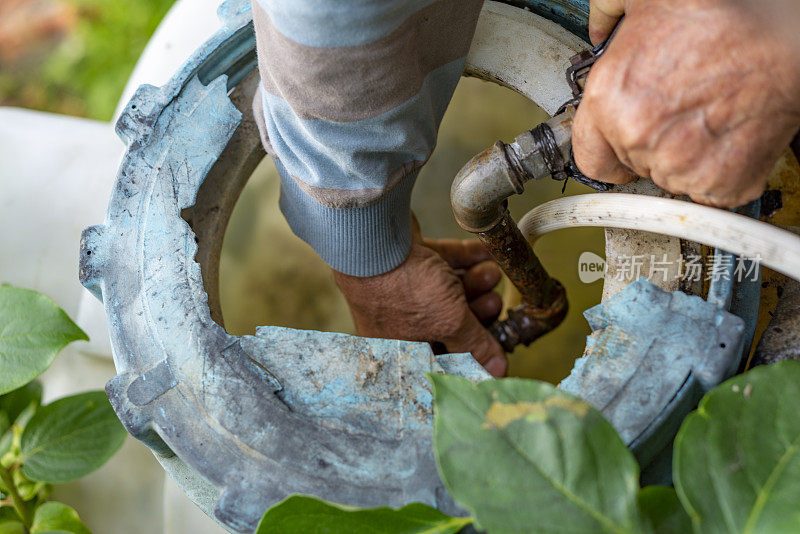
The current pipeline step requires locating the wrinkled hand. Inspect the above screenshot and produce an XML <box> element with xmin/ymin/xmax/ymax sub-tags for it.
<box><xmin>574</xmin><ymin>0</ymin><xmax>800</xmax><ymax>207</ymax></box>
<box><xmin>333</xmin><ymin>219</ymin><xmax>507</xmax><ymax>377</ymax></box>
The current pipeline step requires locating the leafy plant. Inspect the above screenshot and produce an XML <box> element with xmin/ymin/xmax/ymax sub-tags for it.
<box><xmin>431</xmin><ymin>375</ymin><xmax>645</xmax><ymax>534</ymax></box>
<box><xmin>0</xmin><ymin>287</ymin><xmax>87</xmax><ymax>396</ymax></box>
<box><xmin>254</xmin><ymin>496</ymin><xmax>470</xmax><ymax>534</ymax></box>
<box><xmin>0</xmin><ymin>286</ymin><xmax>126</xmax><ymax>533</ymax></box>
<box><xmin>674</xmin><ymin>363</ymin><xmax>800</xmax><ymax>533</ymax></box>
<box><xmin>254</xmin><ymin>361</ymin><xmax>800</xmax><ymax>534</ymax></box>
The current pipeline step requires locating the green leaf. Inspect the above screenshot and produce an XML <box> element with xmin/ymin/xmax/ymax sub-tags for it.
<box><xmin>19</xmin><ymin>391</ymin><xmax>125</xmax><ymax>483</ymax></box>
<box><xmin>0</xmin><ymin>287</ymin><xmax>88</xmax><ymax>395</ymax></box>
<box><xmin>30</xmin><ymin>502</ymin><xmax>91</xmax><ymax>534</ymax></box>
<box><xmin>1</xmin><ymin>407</ymin><xmax>32</xmax><ymax>459</ymax></box>
<box><xmin>674</xmin><ymin>361</ymin><xmax>800</xmax><ymax>534</ymax></box>
<box><xmin>0</xmin><ymin>521</ymin><xmax>26</xmax><ymax>534</ymax></box>
<box><xmin>430</xmin><ymin>375</ymin><xmax>644</xmax><ymax>534</ymax></box>
<box><xmin>0</xmin><ymin>382</ymin><xmax>42</xmax><ymax>458</ymax></box>
<box><xmin>0</xmin><ymin>509</ymin><xmax>24</xmax><ymax>534</ymax></box>
<box><xmin>638</xmin><ymin>486</ymin><xmax>691</xmax><ymax>534</ymax></box>
<box><xmin>0</xmin><ymin>507</ymin><xmax>20</xmax><ymax>523</ymax></box>
<box><xmin>0</xmin><ymin>382</ymin><xmax>43</xmax><ymax>426</ymax></box>
<box><xmin>254</xmin><ymin>495</ymin><xmax>470</xmax><ymax>534</ymax></box>
<box><xmin>13</xmin><ymin>466</ymin><xmax>49</xmax><ymax>502</ymax></box>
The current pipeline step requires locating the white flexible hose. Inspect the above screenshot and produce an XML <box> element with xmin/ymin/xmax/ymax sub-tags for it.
<box><xmin>517</xmin><ymin>193</ymin><xmax>800</xmax><ymax>282</ymax></box>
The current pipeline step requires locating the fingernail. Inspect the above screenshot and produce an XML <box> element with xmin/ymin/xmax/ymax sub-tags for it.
<box><xmin>485</xmin><ymin>356</ymin><xmax>508</xmax><ymax>377</ymax></box>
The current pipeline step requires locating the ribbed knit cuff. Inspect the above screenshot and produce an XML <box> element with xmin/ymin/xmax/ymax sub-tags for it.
<box><xmin>276</xmin><ymin>159</ymin><xmax>417</xmax><ymax>277</ymax></box>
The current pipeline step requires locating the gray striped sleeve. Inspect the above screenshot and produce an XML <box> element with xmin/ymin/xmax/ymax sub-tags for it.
<box><xmin>252</xmin><ymin>0</ymin><xmax>483</xmax><ymax>276</ymax></box>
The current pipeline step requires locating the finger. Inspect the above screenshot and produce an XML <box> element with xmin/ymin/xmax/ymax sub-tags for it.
<box><xmin>589</xmin><ymin>0</ymin><xmax>626</xmax><ymax>45</ymax></box>
<box><xmin>462</xmin><ymin>260</ymin><xmax>502</xmax><ymax>299</ymax></box>
<box><xmin>688</xmin><ymin>180</ymin><xmax>766</xmax><ymax>209</ymax></box>
<box><xmin>468</xmin><ymin>292</ymin><xmax>503</xmax><ymax>325</ymax></box>
<box><xmin>443</xmin><ymin>312</ymin><xmax>508</xmax><ymax>377</ymax></box>
<box><xmin>573</xmin><ymin>105</ymin><xmax>637</xmax><ymax>185</ymax></box>
<box><xmin>424</xmin><ymin>238</ymin><xmax>493</xmax><ymax>269</ymax></box>
<box><xmin>654</xmin><ymin>119</ymin><xmax>775</xmax><ymax>208</ymax></box>
<box><xmin>483</xmin><ymin>354</ymin><xmax>508</xmax><ymax>378</ymax></box>
<box><xmin>688</xmin><ymin>192</ymin><xmax>737</xmax><ymax>208</ymax></box>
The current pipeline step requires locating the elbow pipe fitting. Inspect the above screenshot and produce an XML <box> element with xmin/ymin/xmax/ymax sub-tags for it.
<box><xmin>450</xmin><ymin>110</ymin><xmax>575</xmax><ymax>233</ymax></box>
<box><xmin>450</xmin><ymin>141</ymin><xmax>526</xmax><ymax>233</ymax></box>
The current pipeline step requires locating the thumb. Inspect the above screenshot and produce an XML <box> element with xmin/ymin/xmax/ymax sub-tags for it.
<box><xmin>443</xmin><ymin>311</ymin><xmax>508</xmax><ymax>377</ymax></box>
<box><xmin>573</xmin><ymin>105</ymin><xmax>638</xmax><ymax>184</ymax></box>
<box><xmin>589</xmin><ymin>0</ymin><xmax>625</xmax><ymax>45</ymax></box>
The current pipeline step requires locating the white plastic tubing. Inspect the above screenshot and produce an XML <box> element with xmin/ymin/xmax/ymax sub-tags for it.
<box><xmin>518</xmin><ymin>193</ymin><xmax>800</xmax><ymax>282</ymax></box>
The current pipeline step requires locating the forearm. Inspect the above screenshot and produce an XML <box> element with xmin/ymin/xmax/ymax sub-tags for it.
<box><xmin>251</xmin><ymin>0</ymin><xmax>483</xmax><ymax>276</ymax></box>
<box><xmin>275</xmin><ymin>162</ymin><xmax>416</xmax><ymax>277</ymax></box>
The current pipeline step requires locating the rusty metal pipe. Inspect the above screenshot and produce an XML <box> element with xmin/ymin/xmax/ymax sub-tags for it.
<box><xmin>450</xmin><ymin>110</ymin><xmax>575</xmax><ymax>352</ymax></box>
<box><xmin>479</xmin><ymin>211</ymin><xmax>568</xmax><ymax>351</ymax></box>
